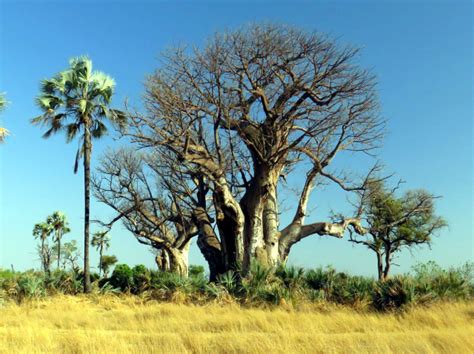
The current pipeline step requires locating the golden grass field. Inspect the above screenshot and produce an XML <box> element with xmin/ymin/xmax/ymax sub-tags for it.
<box><xmin>0</xmin><ymin>295</ymin><xmax>472</xmax><ymax>353</ymax></box>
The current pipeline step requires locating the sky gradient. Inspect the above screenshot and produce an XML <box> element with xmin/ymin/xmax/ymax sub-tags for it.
<box><xmin>0</xmin><ymin>0</ymin><xmax>472</xmax><ymax>276</ymax></box>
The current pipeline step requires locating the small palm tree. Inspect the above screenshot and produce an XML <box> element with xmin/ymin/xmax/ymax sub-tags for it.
<box><xmin>33</xmin><ymin>222</ymin><xmax>53</xmax><ymax>275</ymax></box>
<box><xmin>32</xmin><ymin>56</ymin><xmax>126</xmax><ymax>292</ymax></box>
<box><xmin>92</xmin><ymin>230</ymin><xmax>111</xmax><ymax>277</ymax></box>
<box><xmin>47</xmin><ymin>211</ymin><xmax>71</xmax><ymax>269</ymax></box>
<box><xmin>0</xmin><ymin>93</ymin><xmax>9</xmax><ymax>143</ymax></box>
<box><xmin>100</xmin><ymin>255</ymin><xmax>118</xmax><ymax>278</ymax></box>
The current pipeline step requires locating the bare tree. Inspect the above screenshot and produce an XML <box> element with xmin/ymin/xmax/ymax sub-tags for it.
<box><xmin>93</xmin><ymin>148</ymin><xmax>225</xmax><ymax>278</ymax></box>
<box><xmin>125</xmin><ymin>24</ymin><xmax>384</xmax><ymax>272</ymax></box>
<box><xmin>349</xmin><ymin>180</ymin><xmax>447</xmax><ymax>280</ymax></box>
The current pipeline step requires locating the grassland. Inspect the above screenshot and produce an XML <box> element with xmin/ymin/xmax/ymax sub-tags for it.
<box><xmin>0</xmin><ymin>296</ymin><xmax>472</xmax><ymax>353</ymax></box>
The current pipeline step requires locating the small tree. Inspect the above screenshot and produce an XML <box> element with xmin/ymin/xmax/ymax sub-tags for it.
<box><xmin>349</xmin><ymin>180</ymin><xmax>447</xmax><ymax>280</ymax></box>
<box><xmin>47</xmin><ymin>211</ymin><xmax>71</xmax><ymax>269</ymax></box>
<box><xmin>100</xmin><ymin>255</ymin><xmax>118</xmax><ymax>278</ymax></box>
<box><xmin>91</xmin><ymin>230</ymin><xmax>111</xmax><ymax>277</ymax></box>
<box><xmin>61</xmin><ymin>240</ymin><xmax>81</xmax><ymax>273</ymax></box>
<box><xmin>33</xmin><ymin>222</ymin><xmax>53</xmax><ymax>275</ymax></box>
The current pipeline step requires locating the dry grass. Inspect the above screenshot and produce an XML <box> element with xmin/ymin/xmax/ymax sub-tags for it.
<box><xmin>0</xmin><ymin>295</ymin><xmax>472</xmax><ymax>353</ymax></box>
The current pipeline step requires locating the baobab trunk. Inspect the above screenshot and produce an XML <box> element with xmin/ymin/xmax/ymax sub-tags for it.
<box><xmin>240</xmin><ymin>165</ymin><xmax>283</xmax><ymax>270</ymax></box>
<box><xmin>194</xmin><ymin>207</ymin><xmax>225</xmax><ymax>281</ymax></box>
<box><xmin>213</xmin><ymin>178</ymin><xmax>245</xmax><ymax>271</ymax></box>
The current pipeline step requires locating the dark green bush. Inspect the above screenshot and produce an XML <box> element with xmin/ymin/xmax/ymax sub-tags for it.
<box><xmin>109</xmin><ymin>264</ymin><xmax>133</xmax><ymax>291</ymax></box>
<box><xmin>131</xmin><ymin>265</ymin><xmax>151</xmax><ymax>293</ymax></box>
<box><xmin>372</xmin><ymin>276</ymin><xmax>416</xmax><ymax>311</ymax></box>
<box><xmin>189</xmin><ymin>265</ymin><xmax>205</xmax><ymax>278</ymax></box>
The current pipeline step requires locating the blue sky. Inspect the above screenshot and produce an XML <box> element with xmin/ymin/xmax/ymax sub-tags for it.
<box><xmin>0</xmin><ymin>0</ymin><xmax>472</xmax><ymax>276</ymax></box>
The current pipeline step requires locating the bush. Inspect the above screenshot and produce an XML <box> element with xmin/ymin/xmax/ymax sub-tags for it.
<box><xmin>412</xmin><ymin>261</ymin><xmax>473</xmax><ymax>301</ymax></box>
<box><xmin>132</xmin><ymin>265</ymin><xmax>151</xmax><ymax>294</ymax></box>
<box><xmin>17</xmin><ymin>271</ymin><xmax>45</xmax><ymax>301</ymax></box>
<box><xmin>189</xmin><ymin>265</ymin><xmax>205</xmax><ymax>278</ymax></box>
<box><xmin>109</xmin><ymin>264</ymin><xmax>133</xmax><ymax>291</ymax></box>
<box><xmin>372</xmin><ymin>276</ymin><xmax>416</xmax><ymax>311</ymax></box>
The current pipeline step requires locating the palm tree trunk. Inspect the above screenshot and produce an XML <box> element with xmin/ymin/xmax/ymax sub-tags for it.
<box><xmin>57</xmin><ymin>231</ymin><xmax>61</xmax><ymax>269</ymax></box>
<box><xmin>83</xmin><ymin>124</ymin><xmax>92</xmax><ymax>293</ymax></box>
<box><xmin>99</xmin><ymin>244</ymin><xmax>103</xmax><ymax>277</ymax></box>
<box><xmin>41</xmin><ymin>238</ymin><xmax>47</xmax><ymax>274</ymax></box>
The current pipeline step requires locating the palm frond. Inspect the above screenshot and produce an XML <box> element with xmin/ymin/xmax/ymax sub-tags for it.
<box><xmin>0</xmin><ymin>127</ymin><xmax>9</xmax><ymax>143</ymax></box>
<box><xmin>91</xmin><ymin>120</ymin><xmax>108</xmax><ymax>139</ymax></box>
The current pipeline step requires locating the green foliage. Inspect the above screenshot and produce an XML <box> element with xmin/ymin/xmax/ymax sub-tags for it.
<box><xmin>109</xmin><ymin>264</ymin><xmax>133</xmax><ymax>291</ymax></box>
<box><xmin>131</xmin><ymin>265</ymin><xmax>151</xmax><ymax>294</ymax></box>
<box><xmin>17</xmin><ymin>271</ymin><xmax>46</xmax><ymax>301</ymax></box>
<box><xmin>0</xmin><ymin>262</ymin><xmax>471</xmax><ymax>309</ymax></box>
<box><xmin>217</xmin><ymin>271</ymin><xmax>238</xmax><ymax>293</ymax></box>
<box><xmin>372</xmin><ymin>276</ymin><xmax>416</xmax><ymax>311</ymax></box>
<box><xmin>189</xmin><ymin>265</ymin><xmax>205</xmax><ymax>278</ymax></box>
<box><xmin>305</xmin><ymin>266</ymin><xmax>375</xmax><ymax>305</ymax></box>
<box><xmin>100</xmin><ymin>255</ymin><xmax>118</xmax><ymax>277</ymax></box>
<box><xmin>411</xmin><ymin>261</ymin><xmax>473</xmax><ymax>301</ymax></box>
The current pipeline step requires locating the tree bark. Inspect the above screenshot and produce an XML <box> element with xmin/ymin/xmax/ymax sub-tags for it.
<box><xmin>194</xmin><ymin>207</ymin><xmax>225</xmax><ymax>281</ymax></box>
<box><xmin>383</xmin><ymin>246</ymin><xmax>391</xmax><ymax>280</ymax></box>
<box><xmin>99</xmin><ymin>244</ymin><xmax>103</xmax><ymax>277</ymax></box>
<box><xmin>213</xmin><ymin>178</ymin><xmax>244</xmax><ymax>271</ymax></box>
<box><xmin>57</xmin><ymin>231</ymin><xmax>61</xmax><ymax>269</ymax></box>
<box><xmin>376</xmin><ymin>252</ymin><xmax>384</xmax><ymax>281</ymax></box>
<box><xmin>83</xmin><ymin>122</ymin><xmax>92</xmax><ymax>293</ymax></box>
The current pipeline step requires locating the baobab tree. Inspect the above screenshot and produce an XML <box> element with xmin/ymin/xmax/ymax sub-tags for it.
<box><xmin>126</xmin><ymin>24</ymin><xmax>384</xmax><ymax>273</ymax></box>
<box><xmin>349</xmin><ymin>180</ymin><xmax>447</xmax><ymax>280</ymax></box>
<box><xmin>93</xmin><ymin>148</ymin><xmax>225</xmax><ymax>279</ymax></box>
<box><xmin>32</xmin><ymin>57</ymin><xmax>126</xmax><ymax>292</ymax></box>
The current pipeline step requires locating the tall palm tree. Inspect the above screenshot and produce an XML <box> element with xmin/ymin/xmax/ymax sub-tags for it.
<box><xmin>47</xmin><ymin>211</ymin><xmax>71</xmax><ymax>269</ymax></box>
<box><xmin>31</xmin><ymin>56</ymin><xmax>126</xmax><ymax>292</ymax></box>
<box><xmin>91</xmin><ymin>230</ymin><xmax>111</xmax><ymax>277</ymax></box>
<box><xmin>33</xmin><ymin>222</ymin><xmax>53</xmax><ymax>275</ymax></box>
<box><xmin>0</xmin><ymin>93</ymin><xmax>9</xmax><ymax>143</ymax></box>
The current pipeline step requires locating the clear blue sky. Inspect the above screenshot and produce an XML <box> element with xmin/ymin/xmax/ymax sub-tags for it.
<box><xmin>0</xmin><ymin>0</ymin><xmax>472</xmax><ymax>276</ymax></box>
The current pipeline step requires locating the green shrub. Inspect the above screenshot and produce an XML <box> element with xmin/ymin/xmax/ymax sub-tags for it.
<box><xmin>132</xmin><ymin>265</ymin><xmax>151</xmax><ymax>294</ymax></box>
<box><xmin>189</xmin><ymin>265</ymin><xmax>205</xmax><ymax>278</ymax></box>
<box><xmin>17</xmin><ymin>272</ymin><xmax>45</xmax><ymax>300</ymax></box>
<box><xmin>109</xmin><ymin>264</ymin><xmax>133</xmax><ymax>291</ymax></box>
<box><xmin>372</xmin><ymin>276</ymin><xmax>416</xmax><ymax>311</ymax></box>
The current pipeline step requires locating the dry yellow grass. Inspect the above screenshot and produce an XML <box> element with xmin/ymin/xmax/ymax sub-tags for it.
<box><xmin>0</xmin><ymin>295</ymin><xmax>472</xmax><ymax>353</ymax></box>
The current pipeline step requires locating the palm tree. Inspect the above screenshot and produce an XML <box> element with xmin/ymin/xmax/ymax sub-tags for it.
<box><xmin>0</xmin><ymin>93</ymin><xmax>9</xmax><ymax>143</ymax></box>
<box><xmin>31</xmin><ymin>56</ymin><xmax>126</xmax><ymax>292</ymax></box>
<box><xmin>33</xmin><ymin>222</ymin><xmax>53</xmax><ymax>275</ymax></box>
<box><xmin>47</xmin><ymin>211</ymin><xmax>71</xmax><ymax>269</ymax></box>
<box><xmin>91</xmin><ymin>230</ymin><xmax>111</xmax><ymax>277</ymax></box>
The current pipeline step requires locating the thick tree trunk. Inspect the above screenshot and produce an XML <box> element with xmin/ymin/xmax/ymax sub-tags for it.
<box><xmin>168</xmin><ymin>246</ymin><xmax>190</xmax><ymax>277</ymax></box>
<box><xmin>155</xmin><ymin>246</ymin><xmax>190</xmax><ymax>277</ymax></box>
<box><xmin>213</xmin><ymin>178</ymin><xmax>244</xmax><ymax>271</ymax></box>
<box><xmin>262</xmin><ymin>181</ymin><xmax>281</xmax><ymax>266</ymax></box>
<box><xmin>240</xmin><ymin>165</ymin><xmax>281</xmax><ymax>271</ymax></box>
<box><xmin>83</xmin><ymin>125</ymin><xmax>92</xmax><ymax>293</ymax></box>
<box><xmin>194</xmin><ymin>207</ymin><xmax>225</xmax><ymax>281</ymax></box>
